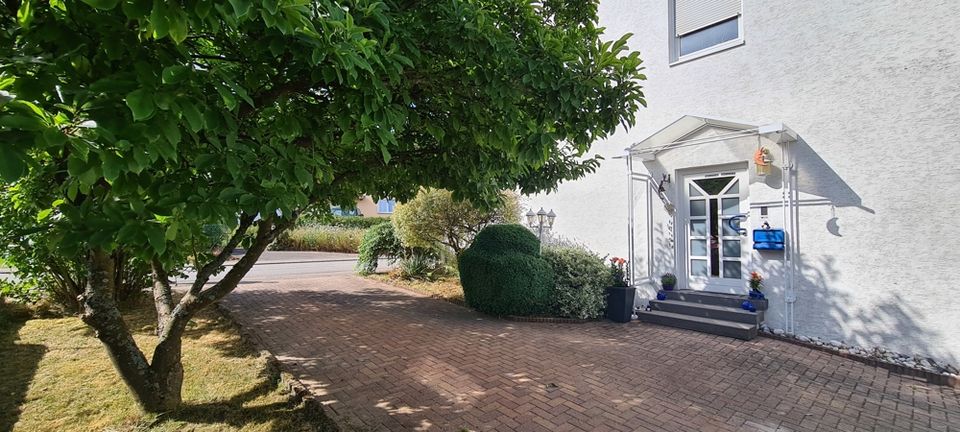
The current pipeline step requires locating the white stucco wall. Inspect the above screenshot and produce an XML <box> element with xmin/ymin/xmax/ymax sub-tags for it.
<box><xmin>526</xmin><ymin>1</ymin><xmax>960</xmax><ymax>363</ymax></box>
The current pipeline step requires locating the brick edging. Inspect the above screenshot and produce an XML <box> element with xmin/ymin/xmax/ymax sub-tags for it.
<box><xmin>761</xmin><ymin>332</ymin><xmax>959</xmax><ymax>388</ymax></box>
<box><xmin>504</xmin><ymin>315</ymin><xmax>596</xmax><ymax>324</ymax></box>
<box><xmin>211</xmin><ymin>303</ymin><xmax>339</xmax><ymax>427</ymax></box>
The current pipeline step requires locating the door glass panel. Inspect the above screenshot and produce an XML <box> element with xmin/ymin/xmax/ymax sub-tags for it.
<box><xmin>722</xmin><ymin>218</ymin><xmax>740</xmax><ymax>236</ymax></box>
<box><xmin>694</xmin><ymin>177</ymin><xmax>734</xmax><ymax>195</ymax></box>
<box><xmin>690</xmin><ymin>239</ymin><xmax>708</xmax><ymax>256</ymax></box>
<box><xmin>709</xmin><ymin>199</ymin><xmax>720</xmax><ymax>277</ymax></box>
<box><xmin>689</xmin><ymin>184</ymin><xmax>702</xmax><ymax>197</ymax></box>
<box><xmin>722</xmin><ymin>261</ymin><xmax>742</xmax><ymax>279</ymax></box>
<box><xmin>722</xmin><ymin>197</ymin><xmax>740</xmax><ymax>215</ymax></box>
<box><xmin>690</xmin><ymin>220</ymin><xmax>707</xmax><ymax>236</ymax></box>
<box><xmin>725</xmin><ymin>179</ymin><xmax>739</xmax><ymax>194</ymax></box>
<box><xmin>722</xmin><ymin>240</ymin><xmax>741</xmax><ymax>257</ymax></box>
<box><xmin>691</xmin><ymin>259</ymin><xmax>708</xmax><ymax>276</ymax></box>
<box><xmin>690</xmin><ymin>200</ymin><xmax>706</xmax><ymax>216</ymax></box>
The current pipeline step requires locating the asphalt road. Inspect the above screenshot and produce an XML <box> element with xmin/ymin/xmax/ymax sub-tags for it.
<box><xmin>1</xmin><ymin>251</ymin><xmax>392</xmax><ymax>285</ymax></box>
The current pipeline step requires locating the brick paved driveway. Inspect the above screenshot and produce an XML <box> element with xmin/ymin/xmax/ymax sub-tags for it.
<box><xmin>220</xmin><ymin>275</ymin><xmax>960</xmax><ymax>431</ymax></box>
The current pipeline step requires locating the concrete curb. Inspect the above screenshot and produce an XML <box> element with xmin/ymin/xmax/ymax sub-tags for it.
<box><xmin>761</xmin><ymin>332</ymin><xmax>959</xmax><ymax>389</ymax></box>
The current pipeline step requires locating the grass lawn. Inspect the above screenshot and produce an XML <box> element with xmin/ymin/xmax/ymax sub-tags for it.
<box><xmin>368</xmin><ymin>271</ymin><xmax>465</xmax><ymax>305</ymax></box>
<box><xmin>0</xmin><ymin>299</ymin><xmax>337</xmax><ymax>432</ymax></box>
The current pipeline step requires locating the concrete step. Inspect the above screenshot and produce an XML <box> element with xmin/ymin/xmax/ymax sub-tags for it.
<box><xmin>663</xmin><ymin>290</ymin><xmax>768</xmax><ymax>311</ymax></box>
<box><xmin>649</xmin><ymin>299</ymin><xmax>764</xmax><ymax>325</ymax></box>
<box><xmin>637</xmin><ymin>310</ymin><xmax>758</xmax><ymax>340</ymax></box>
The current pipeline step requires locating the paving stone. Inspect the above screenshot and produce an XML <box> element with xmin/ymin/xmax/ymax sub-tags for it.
<box><xmin>221</xmin><ymin>275</ymin><xmax>960</xmax><ymax>431</ymax></box>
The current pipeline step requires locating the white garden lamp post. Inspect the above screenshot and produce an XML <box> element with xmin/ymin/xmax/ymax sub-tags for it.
<box><xmin>525</xmin><ymin>207</ymin><xmax>556</xmax><ymax>244</ymax></box>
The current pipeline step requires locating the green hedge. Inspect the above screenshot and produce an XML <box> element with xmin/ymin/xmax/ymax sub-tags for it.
<box><xmin>297</xmin><ymin>214</ymin><xmax>390</xmax><ymax>229</ymax></box>
<box><xmin>272</xmin><ymin>225</ymin><xmax>365</xmax><ymax>253</ymax></box>
<box><xmin>328</xmin><ymin>216</ymin><xmax>390</xmax><ymax>229</ymax></box>
<box><xmin>542</xmin><ymin>246</ymin><xmax>610</xmax><ymax>319</ymax></box>
<box><xmin>458</xmin><ymin>224</ymin><xmax>554</xmax><ymax>316</ymax></box>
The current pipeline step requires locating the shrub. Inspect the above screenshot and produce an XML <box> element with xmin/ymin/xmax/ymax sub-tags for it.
<box><xmin>271</xmin><ymin>225</ymin><xmax>365</xmax><ymax>253</ymax></box>
<box><xmin>356</xmin><ymin>222</ymin><xmax>405</xmax><ymax>275</ymax></box>
<box><xmin>393</xmin><ymin>189</ymin><xmax>520</xmax><ymax>255</ymax></box>
<box><xmin>296</xmin><ymin>212</ymin><xmax>389</xmax><ymax>229</ymax></box>
<box><xmin>398</xmin><ymin>251</ymin><xmax>440</xmax><ymax>280</ymax></box>
<box><xmin>201</xmin><ymin>224</ymin><xmax>230</xmax><ymax>251</ymax></box>
<box><xmin>458</xmin><ymin>224</ymin><xmax>554</xmax><ymax>316</ymax></box>
<box><xmin>331</xmin><ymin>216</ymin><xmax>390</xmax><ymax>229</ymax></box>
<box><xmin>542</xmin><ymin>246</ymin><xmax>610</xmax><ymax>319</ymax></box>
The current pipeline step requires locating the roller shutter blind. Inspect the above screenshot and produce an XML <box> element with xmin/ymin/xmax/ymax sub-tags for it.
<box><xmin>675</xmin><ymin>0</ymin><xmax>741</xmax><ymax>36</ymax></box>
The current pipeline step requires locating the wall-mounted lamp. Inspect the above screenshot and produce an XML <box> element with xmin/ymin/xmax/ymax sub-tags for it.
<box><xmin>657</xmin><ymin>173</ymin><xmax>671</xmax><ymax>193</ymax></box>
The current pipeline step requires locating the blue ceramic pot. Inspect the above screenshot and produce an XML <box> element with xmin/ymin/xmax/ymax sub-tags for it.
<box><xmin>741</xmin><ymin>300</ymin><xmax>754</xmax><ymax>311</ymax></box>
<box><xmin>656</xmin><ymin>291</ymin><xmax>667</xmax><ymax>301</ymax></box>
<box><xmin>662</xmin><ymin>283</ymin><xmax>675</xmax><ymax>291</ymax></box>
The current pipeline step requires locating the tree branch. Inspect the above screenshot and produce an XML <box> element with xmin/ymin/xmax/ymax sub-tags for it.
<box><xmin>150</xmin><ymin>258</ymin><xmax>174</xmax><ymax>334</ymax></box>
<box><xmin>190</xmin><ymin>213</ymin><xmax>256</xmax><ymax>294</ymax></box>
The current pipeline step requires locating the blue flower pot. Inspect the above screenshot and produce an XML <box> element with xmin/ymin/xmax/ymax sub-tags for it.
<box><xmin>662</xmin><ymin>283</ymin><xmax>675</xmax><ymax>291</ymax></box>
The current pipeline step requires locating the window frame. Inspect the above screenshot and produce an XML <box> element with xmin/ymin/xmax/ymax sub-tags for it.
<box><xmin>376</xmin><ymin>199</ymin><xmax>396</xmax><ymax>214</ymax></box>
<box><xmin>668</xmin><ymin>0</ymin><xmax>744</xmax><ymax>66</ymax></box>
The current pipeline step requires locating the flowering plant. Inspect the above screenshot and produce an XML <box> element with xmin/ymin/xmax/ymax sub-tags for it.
<box><xmin>749</xmin><ymin>271</ymin><xmax>763</xmax><ymax>291</ymax></box>
<box><xmin>608</xmin><ymin>257</ymin><xmax>629</xmax><ymax>287</ymax></box>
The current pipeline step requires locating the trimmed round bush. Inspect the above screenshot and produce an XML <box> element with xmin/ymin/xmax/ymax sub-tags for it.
<box><xmin>542</xmin><ymin>246</ymin><xmax>610</xmax><ymax>319</ymax></box>
<box><xmin>467</xmin><ymin>223</ymin><xmax>540</xmax><ymax>256</ymax></box>
<box><xmin>458</xmin><ymin>224</ymin><xmax>554</xmax><ymax>316</ymax></box>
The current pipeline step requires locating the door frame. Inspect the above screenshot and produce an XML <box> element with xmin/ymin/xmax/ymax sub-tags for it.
<box><xmin>676</xmin><ymin>162</ymin><xmax>752</xmax><ymax>294</ymax></box>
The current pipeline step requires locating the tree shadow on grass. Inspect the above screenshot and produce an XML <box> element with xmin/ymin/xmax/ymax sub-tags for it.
<box><xmin>160</xmin><ymin>367</ymin><xmax>339</xmax><ymax>432</ymax></box>
<box><xmin>0</xmin><ymin>305</ymin><xmax>46</xmax><ymax>432</ymax></box>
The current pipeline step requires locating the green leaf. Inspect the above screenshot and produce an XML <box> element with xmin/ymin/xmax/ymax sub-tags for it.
<box><xmin>161</xmin><ymin>65</ymin><xmax>189</xmax><ymax>84</ymax></box>
<box><xmin>146</xmin><ymin>226</ymin><xmax>166</xmax><ymax>254</ymax></box>
<box><xmin>168</xmin><ymin>13</ymin><xmax>188</xmax><ymax>44</ymax></box>
<box><xmin>81</xmin><ymin>0</ymin><xmax>120</xmax><ymax>9</ymax></box>
<box><xmin>228</xmin><ymin>0</ymin><xmax>252</xmax><ymax>18</ymax></box>
<box><xmin>101</xmin><ymin>152</ymin><xmax>123</xmax><ymax>183</ymax></box>
<box><xmin>0</xmin><ymin>113</ymin><xmax>44</xmax><ymax>131</ymax></box>
<box><xmin>180</xmin><ymin>101</ymin><xmax>204</xmax><ymax>132</ymax></box>
<box><xmin>294</xmin><ymin>166</ymin><xmax>312</xmax><ymax>186</ymax></box>
<box><xmin>41</xmin><ymin>128</ymin><xmax>67</xmax><ymax>147</ymax></box>
<box><xmin>17</xmin><ymin>0</ymin><xmax>34</xmax><ymax>28</ymax></box>
<box><xmin>0</xmin><ymin>151</ymin><xmax>27</xmax><ymax>182</ymax></box>
<box><xmin>149</xmin><ymin>3</ymin><xmax>170</xmax><ymax>39</ymax></box>
<box><xmin>36</xmin><ymin>208</ymin><xmax>53</xmax><ymax>222</ymax></box>
<box><xmin>126</xmin><ymin>89</ymin><xmax>155</xmax><ymax>120</ymax></box>
<box><xmin>215</xmin><ymin>85</ymin><xmax>238</xmax><ymax>111</ymax></box>
<box><xmin>164</xmin><ymin>223</ymin><xmax>178</xmax><ymax>241</ymax></box>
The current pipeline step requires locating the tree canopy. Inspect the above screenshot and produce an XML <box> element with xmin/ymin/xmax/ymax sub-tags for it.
<box><xmin>0</xmin><ymin>0</ymin><xmax>645</xmax><ymax>412</ymax></box>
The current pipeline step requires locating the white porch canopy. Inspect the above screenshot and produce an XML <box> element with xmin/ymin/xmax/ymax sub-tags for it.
<box><xmin>624</xmin><ymin>115</ymin><xmax>800</xmax><ymax>333</ymax></box>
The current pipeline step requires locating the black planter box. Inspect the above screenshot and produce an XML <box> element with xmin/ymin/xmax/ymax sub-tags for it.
<box><xmin>606</xmin><ymin>286</ymin><xmax>636</xmax><ymax>323</ymax></box>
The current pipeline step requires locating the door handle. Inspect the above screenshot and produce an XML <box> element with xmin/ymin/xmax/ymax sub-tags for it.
<box><xmin>727</xmin><ymin>214</ymin><xmax>748</xmax><ymax>236</ymax></box>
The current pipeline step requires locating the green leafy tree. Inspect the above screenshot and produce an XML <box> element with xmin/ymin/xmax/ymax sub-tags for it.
<box><xmin>393</xmin><ymin>188</ymin><xmax>520</xmax><ymax>255</ymax></box>
<box><xmin>0</xmin><ymin>0</ymin><xmax>645</xmax><ymax>412</ymax></box>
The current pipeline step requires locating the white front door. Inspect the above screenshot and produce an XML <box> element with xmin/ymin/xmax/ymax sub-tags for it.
<box><xmin>683</xmin><ymin>170</ymin><xmax>750</xmax><ymax>293</ymax></box>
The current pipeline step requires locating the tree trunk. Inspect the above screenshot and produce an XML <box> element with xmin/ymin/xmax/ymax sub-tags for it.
<box><xmin>79</xmin><ymin>216</ymin><xmax>293</xmax><ymax>412</ymax></box>
<box><xmin>80</xmin><ymin>248</ymin><xmax>182</xmax><ymax>412</ymax></box>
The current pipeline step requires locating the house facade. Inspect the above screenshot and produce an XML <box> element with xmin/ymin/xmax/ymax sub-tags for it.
<box><xmin>527</xmin><ymin>1</ymin><xmax>960</xmax><ymax>363</ymax></box>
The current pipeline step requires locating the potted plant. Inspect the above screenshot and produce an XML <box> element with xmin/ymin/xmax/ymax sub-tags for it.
<box><xmin>660</xmin><ymin>273</ymin><xmax>677</xmax><ymax>291</ymax></box>
<box><xmin>748</xmin><ymin>271</ymin><xmax>765</xmax><ymax>299</ymax></box>
<box><xmin>606</xmin><ymin>257</ymin><xmax>635</xmax><ymax>323</ymax></box>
